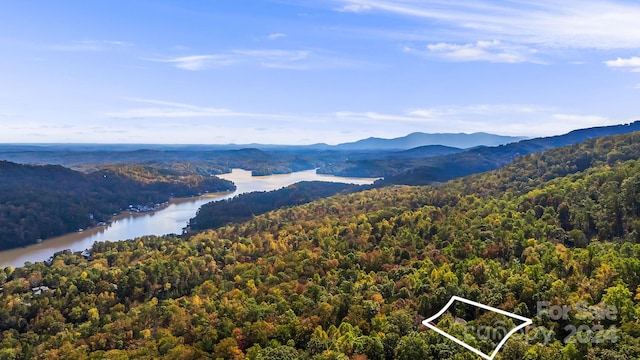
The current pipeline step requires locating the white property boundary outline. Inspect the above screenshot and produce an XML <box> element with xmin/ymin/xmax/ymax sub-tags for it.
<box><xmin>422</xmin><ymin>296</ymin><xmax>533</xmax><ymax>360</ymax></box>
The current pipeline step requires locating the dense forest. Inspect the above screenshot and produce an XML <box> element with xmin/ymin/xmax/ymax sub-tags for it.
<box><xmin>0</xmin><ymin>162</ymin><xmax>234</xmax><ymax>250</ymax></box>
<box><xmin>1</xmin><ymin>132</ymin><xmax>640</xmax><ymax>358</ymax></box>
<box><xmin>189</xmin><ymin>182</ymin><xmax>362</xmax><ymax>231</ymax></box>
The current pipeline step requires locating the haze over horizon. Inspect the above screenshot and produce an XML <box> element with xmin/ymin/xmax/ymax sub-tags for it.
<box><xmin>2</xmin><ymin>1</ymin><xmax>640</xmax><ymax>145</ymax></box>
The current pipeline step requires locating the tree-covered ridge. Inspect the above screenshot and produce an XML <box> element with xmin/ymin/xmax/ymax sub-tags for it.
<box><xmin>1</xmin><ymin>132</ymin><xmax>640</xmax><ymax>359</ymax></box>
<box><xmin>189</xmin><ymin>181</ymin><xmax>362</xmax><ymax>231</ymax></box>
<box><xmin>0</xmin><ymin>161</ymin><xmax>235</xmax><ymax>250</ymax></box>
<box><xmin>0</xmin><ymin>147</ymin><xmax>318</xmax><ymax>176</ymax></box>
<box><xmin>322</xmin><ymin>121</ymin><xmax>640</xmax><ymax>184</ymax></box>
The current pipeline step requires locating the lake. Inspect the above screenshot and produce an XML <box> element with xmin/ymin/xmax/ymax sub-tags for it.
<box><xmin>0</xmin><ymin>169</ymin><xmax>378</xmax><ymax>268</ymax></box>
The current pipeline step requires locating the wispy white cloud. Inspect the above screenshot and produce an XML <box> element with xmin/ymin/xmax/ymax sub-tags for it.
<box><xmin>147</xmin><ymin>55</ymin><xmax>235</xmax><ymax>71</ymax></box>
<box><xmin>410</xmin><ymin>104</ymin><xmax>547</xmax><ymax>117</ymax></box>
<box><xmin>50</xmin><ymin>40</ymin><xmax>132</xmax><ymax>52</ymax></box>
<box><xmin>335</xmin><ymin>104</ymin><xmax>547</xmax><ymax>124</ymax></box>
<box><xmin>336</xmin><ymin>3</ymin><xmax>372</xmax><ymax>13</ymax></box>
<box><xmin>148</xmin><ymin>48</ymin><xmax>370</xmax><ymax>71</ymax></box>
<box><xmin>334</xmin><ymin>0</ymin><xmax>640</xmax><ymax>50</ymax></box>
<box><xmin>231</xmin><ymin>49</ymin><xmax>310</xmax><ymax>69</ymax></box>
<box><xmin>147</xmin><ymin>49</ymin><xmax>308</xmax><ymax>70</ymax></box>
<box><xmin>106</xmin><ymin>98</ymin><xmax>284</xmax><ymax>119</ymax></box>
<box><xmin>268</xmin><ymin>33</ymin><xmax>287</xmax><ymax>40</ymax></box>
<box><xmin>405</xmin><ymin>40</ymin><xmax>535</xmax><ymax>63</ymax></box>
<box><xmin>108</xmin><ymin>99</ymin><xmax>598</xmax><ymax>139</ymax></box>
<box><xmin>88</xmin><ymin>40</ymin><xmax>130</xmax><ymax>46</ymax></box>
<box><xmin>335</xmin><ymin>111</ymin><xmax>424</xmax><ymax>123</ymax></box>
<box><xmin>605</xmin><ymin>56</ymin><xmax>640</xmax><ymax>67</ymax></box>
<box><xmin>604</xmin><ymin>56</ymin><xmax>640</xmax><ymax>72</ymax></box>
<box><xmin>551</xmin><ymin>114</ymin><xmax>612</xmax><ymax>124</ymax></box>
<box><xmin>6</xmin><ymin>99</ymin><xmax>629</xmax><ymax>144</ymax></box>
<box><xmin>332</xmin><ymin>104</ymin><xmax>621</xmax><ymax>136</ymax></box>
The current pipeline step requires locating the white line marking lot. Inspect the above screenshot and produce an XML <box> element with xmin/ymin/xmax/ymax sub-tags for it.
<box><xmin>422</xmin><ymin>296</ymin><xmax>533</xmax><ymax>360</ymax></box>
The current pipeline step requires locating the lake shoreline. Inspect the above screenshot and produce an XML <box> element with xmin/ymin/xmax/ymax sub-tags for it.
<box><xmin>0</xmin><ymin>188</ymin><xmax>235</xmax><ymax>254</ymax></box>
<box><xmin>0</xmin><ymin>169</ymin><xmax>378</xmax><ymax>269</ymax></box>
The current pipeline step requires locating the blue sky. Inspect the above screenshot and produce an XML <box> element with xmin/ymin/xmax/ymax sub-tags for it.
<box><xmin>1</xmin><ymin>0</ymin><xmax>639</xmax><ymax>144</ymax></box>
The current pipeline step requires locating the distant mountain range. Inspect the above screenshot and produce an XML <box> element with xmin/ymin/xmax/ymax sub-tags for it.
<box><xmin>2</xmin><ymin>123</ymin><xmax>639</xmax><ymax>182</ymax></box>
<box><xmin>332</xmin><ymin>132</ymin><xmax>525</xmax><ymax>150</ymax></box>
<box><xmin>0</xmin><ymin>132</ymin><xmax>523</xmax><ymax>152</ymax></box>
<box><xmin>373</xmin><ymin>120</ymin><xmax>640</xmax><ymax>185</ymax></box>
<box><xmin>205</xmin><ymin>132</ymin><xmax>523</xmax><ymax>150</ymax></box>
<box><xmin>316</xmin><ymin>121</ymin><xmax>640</xmax><ymax>181</ymax></box>
<box><xmin>6</xmin><ymin>126</ymin><xmax>637</xmax><ymax>153</ymax></box>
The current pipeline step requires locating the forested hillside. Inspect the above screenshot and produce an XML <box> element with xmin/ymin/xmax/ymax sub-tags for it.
<box><xmin>320</xmin><ymin>121</ymin><xmax>640</xmax><ymax>183</ymax></box>
<box><xmin>189</xmin><ymin>181</ymin><xmax>362</xmax><ymax>231</ymax></box>
<box><xmin>2</xmin><ymin>132</ymin><xmax>640</xmax><ymax>359</ymax></box>
<box><xmin>0</xmin><ymin>162</ymin><xmax>234</xmax><ymax>250</ymax></box>
<box><xmin>0</xmin><ymin>147</ymin><xmax>317</xmax><ymax>176</ymax></box>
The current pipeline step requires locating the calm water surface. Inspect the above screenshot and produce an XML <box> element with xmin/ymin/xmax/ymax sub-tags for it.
<box><xmin>0</xmin><ymin>169</ymin><xmax>377</xmax><ymax>268</ymax></box>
